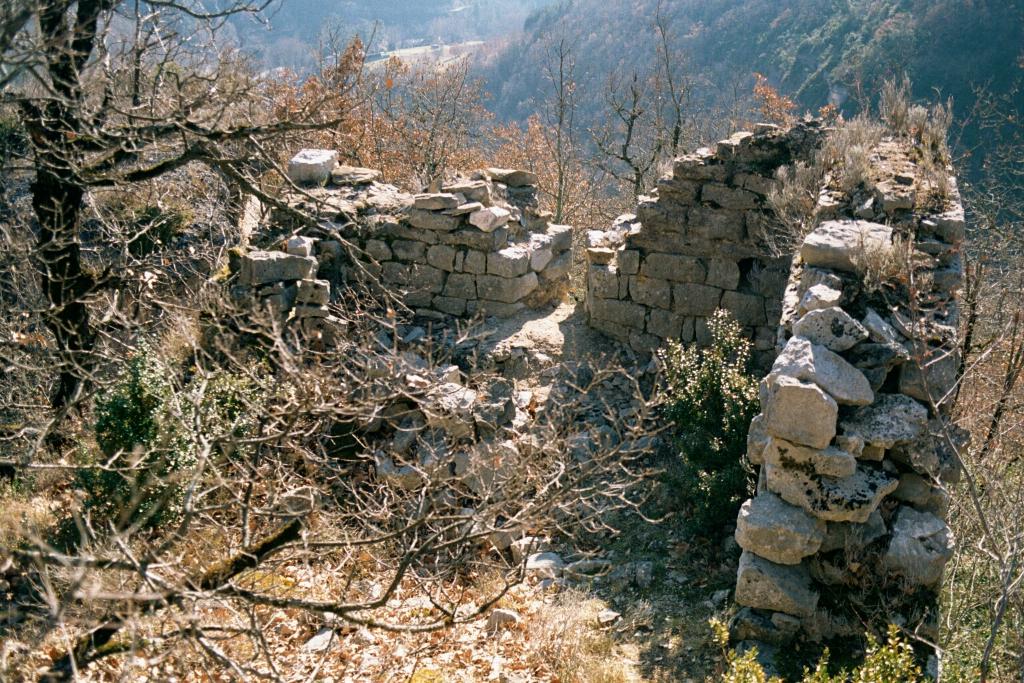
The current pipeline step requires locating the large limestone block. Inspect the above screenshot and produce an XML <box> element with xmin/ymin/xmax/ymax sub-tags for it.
<box><xmin>331</xmin><ymin>165</ymin><xmax>380</xmax><ymax>186</ymax></box>
<box><xmin>898</xmin><ymin>344</ymin><xmax>959</xmax><ymax>406</ymax></box>
<box><xmin>240</xmin><ymin>251</ymin><xmax>317</xmax><ymax>286</ymax></box>
<box><xmin>893</xmin><ymin>472</ymin><xmax>949</xmax><ymax>515</ymax></box>
<box><xmin>746</xmin><ymin>414</ymin><xmax>770</xmax><ymax>465</ymax></box>
<box><xmin>423</xmin><ymin>382</ymin><xmax>478</xmax><ymax>439</ymax></box>
<box><xmin>590</xmin><ymin>298</ymin><xmax>646</xmax><ymax>330</ymax></box>
<box><xmin>640</xmin><ymin>253</ymin><xmax>706</xmax><ymax>282</ymax></box>
<box><xmin>286</xmin><ymin>235</ymin><xmax>316</xmax><ymax>257</ymax></box>
<box><xmin>443</xmin><ymin>179</ymin><xmax>492</xmax><ymax>205</ymax></box>
<box><xmin>921</xmin><ymin>206</ymin><xmax>965</xmax><ymax>244</ymax></box>
<box><xmin>528</xmin><ymin>234</ymin><xmax>554</xmax><ymax>271</ymax></box>
<box><xmin>295</xmin><ymin>278</ymin><xmax>330</xmax><ymax>306</ymax></box>
<box><xmin>485</xmin><ymin>167</ymin><xmax>538</xmax><ymax>187</ymax></box>
<box><xmin>800</xmin><ymin>220</ymin><xmax>893</xmax><ymax>273</ymax></box>
<box><xmin>702</xmin><ymin>182</ymin><xmax>760</xmax><ymax>210</ymax></box>
<box><xmin>862</xmin><ymin>308</ymin><xmax>908</xmax><ymax>348</ymax></box>
<box><xmin>414</xmin><ymin>193</ymin><xmax>461</xmax><ymax>210</ymax></box>
<box><xmin>392</xmin><ymin>239</ymin><xmax>426</xmax><ymax>263</ymax></box>
<box><xmin>819</xmin><ymin>509</ymin><xmax>887</xmax><ymax>553</ymax></box>
<box><xmin>426</xmin><ymin>244</ymin><xmax>457</xmax><ymax>271</ymax></box>
<box><xmin>673</xmin><ymin>151</ymin><xmax>728</xmax><ymax>182</ymax></box>
<box><xmin>647</xmin><ymin>309</ymin><xmax>683</xmax><ymax>338</ymax></box>
<box><xmin>547</xmin><ymin>224</ymin><xmax>573</xmax><ymax>252</ymax></box>
<box><xmin>735</xmin><ymin>493</ymin><xmax>826</xmax><ymax>565</ymax></box>
<box><xmin>588</xmin><ymin>264</ymin><xmax>621</xmax><ymax>299</ymax></box>
<box><xmin>890</xmin><ymin>418</ymin><xmax>966</xmax><ymax>483</ymax></box>
<box><xmin>884</xmin><ymin>507</ymin><xmax>954</xmax><ymax>586</ymax></box>
<box><xmin>444</xmin><ymin>273</ymin><xmax>477</xmax><ymax>300</ymax></box>
<box><xmin>792</xmin><ymin>307</ymin><xmax>868</xmax><ymax>352</ymax></box>
<box><xmin>721</xmin><ymin>291</ymin><xmax>766</xmax><ymax>326</ymax></box>
<box><xmin>728</xmin><ymin>608</ymin><xmax>802</xmax><ymax>646</ymax></box>
<box><xmin>440</xmin><ymin>227</ymin><xmax>508</xmax><ymax>251</ymax></box>
<box><xmin>287</xmin><ymin>149</ymin><xmax>337</xmax><ymax>184</ymax></box>
<box><xmin>763</xmin><ymin>376</ymin><xmax>837</xmax><ymax>449</ymax></box>
<box><xmin>797</xmin><ymin>284</ymin><xmax>842</xmax><ymax>316</ymax></box>
<box><xmin>689</xmin><ymin>206</ymin><xmax>745</xmax><ymax>241</ymax></box>
<box><xmin>407</xmin><ymin>209</ymin><xmax>462</xmax><ymax>232</ymax></box>
<box><xmin>706</xmin><ymin>259</ymin><xmax>741</xmax><ymax>289</ymax></box>
<box><xmin>764</xmin><ymin>461</ymin><xmax>898</xmax><ymax>523</ymax></box>
<box><xmin>840</xmin><ymin>394</ymin><xmax>928</xmax><ymax>449</ymax></box>
<box><xmin>469</xmin><ymin>206</ymin><xmax>512</xmax><ymax>232</ymax></box>
<box><xmin>629</xmin><ymin>276</ymin><xmax>672</xmax><ymax>310</ymax></box>
<box><xmin>672</xmin><ymin>283</ymin><xmax>722</xmax><ymax>316</ymax></box>
<box><xmin>476</xmin><ymin>272</ymin><xmax>538</xmax><ymax>304</ymax></box>
<box><xmin>735</xmin><ymin>551</ymin><xmax>819</xmax><ymax>618</ymax></box>
<box><xmin>768</xmin><ymin>336</ymin><xmax>873</xmax><ymax>406</ymax></box>
<box><xmin>488</xmin><ymin>246</ymin><xmax>530</xmax><ymax>278</ymax></box>
<box><xmin>764</xmin><ymin>438</ymin><xmax>857</xmax><ymax>478</ymax></box>
<box><xmin>539</xmin><ymin>252</ymin><xmax>571</xmax><ymax>283</ymax></box>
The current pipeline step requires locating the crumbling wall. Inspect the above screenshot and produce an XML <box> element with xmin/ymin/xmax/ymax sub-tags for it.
<box><xmin>730</xmin><ymin>138</ymin><xmax>966</xmax><ymax>672</ymax></box>
<box><xmin>231</xmin><ymin>149</ymin><xmax>571</xmax><ymax>327</ymax></box>
<box><xmin>583</xmin><ymin>122</ymin><xmax>826</xmax><ymax>366</ymax></box>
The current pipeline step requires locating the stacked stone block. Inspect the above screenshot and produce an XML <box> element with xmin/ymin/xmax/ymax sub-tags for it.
<box><xmin>584</xmin><ymin>123</ymin><xmax>826</xmax><ymax>363</ymax></box>
<box><xmin>232</xmin><ymin>235</ymin><xmax>344</xmax><ymax>341</ymax></box>
<box><xmin>253</xmin><ymin>150</ymin><xmax>571</xmax><ymax>322</ymax></box>
<box><xmin>730</xmin><ymin>146</ymin><xmax>966</xmax><ymax>671</ymax></box>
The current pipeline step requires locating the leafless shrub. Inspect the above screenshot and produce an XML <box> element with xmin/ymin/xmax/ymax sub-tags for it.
<box><xmin>851</xmin><ymin>235</ymin><xmax>911</xmax><ymax>293</ymax></box>
<box><xmin>880</xmin><ymin>75</ymin><xmax>913</xmax><ymax>134</ymax></box>
<box><xmin>766</xmin><ymin>161</ymin><xmax>822</xmax><ymax>254</ymax></box>
<box><xmin>839</xmin><ymin>143</ymin><xmax>874</xmax><ymax>194</ymax></box>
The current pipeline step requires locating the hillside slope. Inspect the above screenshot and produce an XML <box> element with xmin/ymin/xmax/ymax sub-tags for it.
<box><xmin>482</xmin><ymin>0</ymin><xmax>1023</xmax><ymax>160</ymax></box>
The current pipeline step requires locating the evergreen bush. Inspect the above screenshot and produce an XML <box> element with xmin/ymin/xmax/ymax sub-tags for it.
<box><xmin>80</xmin><ymin>348</ymin><xmax>190</xmax><ymax>528</ymax></box>
<box><xmin>659</xmin><ymin>309</ymin><xmax>759</xmax><ymax>535</ymax></box>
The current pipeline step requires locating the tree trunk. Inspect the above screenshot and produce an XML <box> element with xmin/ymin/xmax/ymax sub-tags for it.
<box><xmin>30</xmin><ymin>139</ymin><xmax>94</xmax><ymax>409</ymax></box>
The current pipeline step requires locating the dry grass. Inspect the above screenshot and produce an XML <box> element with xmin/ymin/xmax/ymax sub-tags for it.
<box><xmin>0</xmin><ymin>484</ymin><xmax>59</xmax><ymax>552</ymax></box>
<box><xmin>851</xmin><ymin>235</ymin><xmax>911</xmax><ymax>293</ymax></box>
<box><xmin>525</xmin><ymin>589</ymin><xmax>636</xmax><ymax>683</ymax></box>
<box><xmin>880</xmin><ymin>75</ymin><xmax>912</xmax><ymax>134</ymax></box>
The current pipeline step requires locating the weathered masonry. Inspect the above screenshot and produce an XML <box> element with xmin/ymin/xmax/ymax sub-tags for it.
<box><xmin>734</xmin><ymin>141</ymin><xmax>963</xmax><ymax>673</ymax></box>
<box><xmin>583</xmin><ymin>122</ymin><xmax>827</xmax><ymax>368</ymax></box>
<box><xmin>587</xmin><ymin>122</ymin><xmax>965</xmax><ymax>672</ymax></box>
<box><xmin>230</xmin><ymin>149</ymin><xmax>571</xmax><ymax>333</ymax></box>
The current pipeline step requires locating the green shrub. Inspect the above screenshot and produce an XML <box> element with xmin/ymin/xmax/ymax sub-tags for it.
<box><xmin>713</xmin><ymin>620</ymin><xmax>922</xmax><ymax>682</ymax></box>
<box><xmin>658</xmin><ymin>309</ymin><xmax>759</xmax><ymax>535</ymax></box>
<box><xmin>193</xmin><ymin>368</ymin><xmax>268</xmax><ymax>461</ymax></box>
<box><xmin>78</xmin><ymin>350</ymin><xmax>269</xmax><ymax>531</ymax></box>
<box><xmin>80</xmin><ymin>348</ymin><xmax>191</xmax><ymax>529</ymax></box>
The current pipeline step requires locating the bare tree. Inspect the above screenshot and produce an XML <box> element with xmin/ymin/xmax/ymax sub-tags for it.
<box><xmin>1</xmin><ymin>0</ymin><xmax>355</xmax><ymax>410</ymax></box>
<box><xmin>538</xmin><ymin>34</ymin><xmax>578</xmax><ymax>224</ymax></box>
<box><xmin>592</xmin><ymin>69</ymin><xmax>663</xmax><ymax>199</ymax></box>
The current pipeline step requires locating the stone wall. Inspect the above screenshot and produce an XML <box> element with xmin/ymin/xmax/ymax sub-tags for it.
<box><xmin>231</xmin><ymin>149</ymin><xmax>571</xmax><ymax>327</ymax></box>
<box><xmin>583</xmin><ymin>122</ymin><xmax>826</xmax><ymax>365</ymax></box>
<box><xmin>730</xmin><ymin>138</ymin><xmax>966</xmax><ymax>673</ymax></box>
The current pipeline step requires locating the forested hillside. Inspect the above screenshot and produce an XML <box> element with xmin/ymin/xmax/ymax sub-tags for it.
<box><xmin>482</xmin><ymin>0</ymin><xmax>1023</xmax><ymax>167</ymax></box>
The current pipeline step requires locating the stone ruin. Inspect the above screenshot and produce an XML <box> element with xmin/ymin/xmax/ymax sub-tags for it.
<box><xmin>229</xmin><ymin>148</ymin><xmax>571</xmax><ymax>333</ymax></box>
<box><xmin>586</xmin><ymin>123</ymin><xmax>966</xmax><ymax>671</ymax></box>
<box><xmin>730</xmin><ymin>147</ymin><xmax>966</xmax><ymax>670</ymax></box>
<box><xmin>583</xmin><ymin>121</ymin><xmax>827</xmax><ymax>368</ymax></box>
<box><xmin>235</xmin><ymin>127</ymin><xmax>966</xmax><ymax>672</ymax></box>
